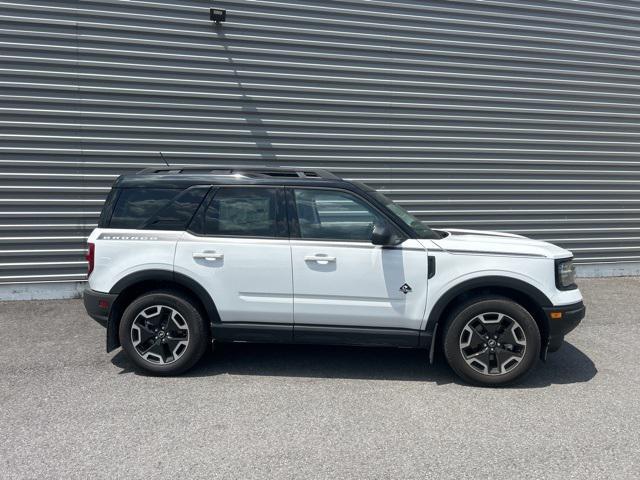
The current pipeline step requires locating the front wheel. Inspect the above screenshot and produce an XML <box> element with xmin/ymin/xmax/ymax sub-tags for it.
<box><xmin>443</xmin><ymin>296</ymin><xmax>540</xmax><ymax>387</ymax></box>
<box><xmin>119</xmin><ymin>291</ymin><xmax>208</xmax><ymax>375</ymax></box>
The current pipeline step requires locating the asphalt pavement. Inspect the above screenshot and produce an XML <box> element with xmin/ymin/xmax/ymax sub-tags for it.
<box><xmin>1</xmin><ymin>277</ymin><xmax>639</xmax><ymax>479</ymax></box>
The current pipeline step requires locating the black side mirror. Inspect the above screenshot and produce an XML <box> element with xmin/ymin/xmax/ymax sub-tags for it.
<box><xmin>371</xmin><ymin>222</ymin><xmax>402</xmax><ymax>246</ymax></box>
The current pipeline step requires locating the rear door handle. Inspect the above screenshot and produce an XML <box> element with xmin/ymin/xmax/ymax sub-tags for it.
<box><xmin>304</xmin><ymin>254</ymin><xmax>336</xmax><ymax>263</ymax></box>
<box><xmin>193</xmin><ymin>251</ymin><xmax>224</xmax><ymax>260</ymax></box>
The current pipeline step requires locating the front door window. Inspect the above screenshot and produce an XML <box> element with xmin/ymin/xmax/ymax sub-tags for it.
<box><xmin>292</xmin><ymin>189</ymin><xmax>387</xmax><ymax>242</ymax></box>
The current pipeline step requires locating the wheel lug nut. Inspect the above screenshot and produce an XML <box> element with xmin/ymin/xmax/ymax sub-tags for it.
<box><xmin>483</xmin><ymin>343</ymin><xmax>487</xmax><ymax>347</ymax></box>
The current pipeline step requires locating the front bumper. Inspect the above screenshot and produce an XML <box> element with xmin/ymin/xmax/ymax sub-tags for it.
<box><xmin>83</xmin><ymin>287</ymin><xmax>117</xmax><ymax>324</ymax></box>
<box><xmin>543</xmin><ymin>300</ymin><xmax>586</xmax><ymax>353</ymax></box>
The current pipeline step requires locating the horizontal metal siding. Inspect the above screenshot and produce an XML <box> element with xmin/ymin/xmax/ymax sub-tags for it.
<box><xmin>1</xmin><ymin>0</ymin><xmax>640</xmax><ymax>283</ymax></box>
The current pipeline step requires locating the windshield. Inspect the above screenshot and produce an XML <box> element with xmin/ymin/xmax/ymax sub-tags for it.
<box><xmin>368</xmin><ymin>190</ymin><xmax>440</xmax><ymax>239</ymax></box>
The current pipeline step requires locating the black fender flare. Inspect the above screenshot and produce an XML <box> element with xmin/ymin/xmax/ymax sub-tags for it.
<box><xmin>424</xmin><ymin>275</ymin><xmax>553</xmax><ymax>361</ymax></box>
<box><xmin>106</xmin><ymin>269</ymin><xmax>219</xmax><ymax>352</ymax></box>
<box><xmin>109</xmin><ymin>269</ymin><xmax>219</xmax><ymax>321</ymax></box>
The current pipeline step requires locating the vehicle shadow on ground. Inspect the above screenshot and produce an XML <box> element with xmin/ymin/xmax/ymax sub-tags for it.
<box><xmin>111</xmin><ymin>341</ymin><xmax>597</xmax><ymax>388</ymax></box>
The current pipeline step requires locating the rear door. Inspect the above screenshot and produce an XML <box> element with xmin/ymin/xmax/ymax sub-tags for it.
<box><xmin>288</xmin><ymin>187</ymin><xmax>428</xmax><ymax>343</ymax></box>
<box><xmin>174</xmin><ymin>186</ymin><xmax>293</xmax><ymax>333</ymax></box>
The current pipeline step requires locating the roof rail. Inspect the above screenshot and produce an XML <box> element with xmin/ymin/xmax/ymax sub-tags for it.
<box><xmin>137</xmin><ymin>166</ymin><xmax>340</xmax><ymax>179</ymax></box>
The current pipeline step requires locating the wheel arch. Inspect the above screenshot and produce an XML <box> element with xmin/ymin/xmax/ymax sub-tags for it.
<box><xmin>426</xmin><ymin>276</ymin><xmax>552</xmax><ymax>363</ymax></box>
<box><xmin>106</xmin><ymin>270</ymin><xmax>219</xmax><ymax>352</ymax></box>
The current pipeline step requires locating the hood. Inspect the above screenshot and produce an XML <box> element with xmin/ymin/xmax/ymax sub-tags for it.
<box><xmin>429</xmin><ymin>228</ymin><xmax>572</xmax><ymax>259</ymax></box>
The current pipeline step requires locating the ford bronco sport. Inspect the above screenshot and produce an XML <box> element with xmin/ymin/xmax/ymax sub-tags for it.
<box><xmin>83</xmin><ymin>167</ymin><xmax>585</xmax><ymax>386</ymax></box>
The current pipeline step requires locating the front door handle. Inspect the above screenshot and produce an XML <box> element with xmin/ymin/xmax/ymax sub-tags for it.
<box><xmin>193</xmin><ymin>251</ymin><xmax>224</xmax><ymax>261</ymax></box>
<box><xmin>304</xmin><ymin>254</ymin><xmax>336</xmax><ymax>263</ymax></box>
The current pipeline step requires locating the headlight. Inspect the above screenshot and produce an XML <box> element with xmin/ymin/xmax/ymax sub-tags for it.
<box><xmin>555</xmin><ymin>258</ymin><xmax>576</xmax><ymax>290</ymax></box>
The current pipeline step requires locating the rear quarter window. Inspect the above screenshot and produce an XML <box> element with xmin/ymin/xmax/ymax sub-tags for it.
<box><xmin>97</xmin><ymin>187</ymin><xmax>119</xmax><ymax>228</ymax></box>
<box><xmin>108</xmin><ymin>187</ymin><xmax>209</xmax><ymax>230</ymax></box>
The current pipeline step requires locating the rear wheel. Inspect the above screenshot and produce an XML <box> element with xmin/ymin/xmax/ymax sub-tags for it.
<box><xmin>443</xmin><ymin>296</ymin><xmax>540</xmax><ymax>387</ymax></box>
<box><xmin>119</xmin><ymin>291</ymin><xmax>208</xmax><ymax>375</ymax></box>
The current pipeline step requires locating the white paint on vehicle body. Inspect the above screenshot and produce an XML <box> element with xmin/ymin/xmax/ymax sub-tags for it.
<box><xmin>433</xmin><ymin>228</ymin><xmax>571</xmax><ymax>259</ymax></box>
<box><xmin>88</xmin><ymin>225</ymin><xmax>583</xmax><ymax>329</ymax></box>
<box><xmin>174</xmin><ymin>233</ymin><xmax>293</xmax><ymax>324</ymax></box>
<box><xmin>87</xmin><ymin>228</ymin><xmax>179</xmax><ymax>293</ymax></box>
<box><xmin>290</xmin><ymin>238</ymin><xmax>428</xmax><ymax>329</ymax></box>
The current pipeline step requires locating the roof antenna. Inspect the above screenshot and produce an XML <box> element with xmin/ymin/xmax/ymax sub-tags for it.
<box><xmin>159</xmin><ymin>151</ymin><xmax>170</xmax><ymax>167</ymax></box>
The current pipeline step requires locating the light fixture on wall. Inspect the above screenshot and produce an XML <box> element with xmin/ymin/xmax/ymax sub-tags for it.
<box><xmin>210</xmin><ymin>8</ymin><xmax>226</xmax><ymax>23</ymax></box>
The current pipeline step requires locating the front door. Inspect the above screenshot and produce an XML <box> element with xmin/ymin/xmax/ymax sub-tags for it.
<box><xmin>288</xmin><ymin>188</ymin><xmax>428</xmax><ymax>340</ymax></box>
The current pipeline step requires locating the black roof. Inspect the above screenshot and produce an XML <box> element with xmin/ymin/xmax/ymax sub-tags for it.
<box><xmin>108</xmin><ymin>166</ymin><xmax>441</xmax><ymax>240</ymax></box>
<box><xmin>114</xmin><ymin>167</ymin><xmax>358</xmax><ymax>190</ymax></box>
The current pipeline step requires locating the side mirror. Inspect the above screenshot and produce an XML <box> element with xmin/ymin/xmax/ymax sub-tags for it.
<box><xmin>371</xmin><ymin>222</ymin><xmax>402</xmax><ymax>246</ymax></box>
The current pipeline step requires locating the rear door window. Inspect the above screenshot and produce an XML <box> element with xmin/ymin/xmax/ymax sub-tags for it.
<box><xmin>200</xmin><ymin>187</ymin><xmax>286</xmax><ymax>237</ymax></box>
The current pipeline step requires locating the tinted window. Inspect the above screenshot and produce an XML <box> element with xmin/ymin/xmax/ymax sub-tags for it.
<box><xmin>367</xmin><ymin>190</ymin><xmax>439</xmax><ymax>239</ymax></box>
<box><xmin>204</xmin><ymin>187</ymin><xmax>281</xmax><ymax>237</ymax></box>
<box><xmin>109</xmin><ymin>187</ymin><xmax>208</xmax><ymax>230</ymax></box>
<box><xmin>98</xmin><ymin>187</ymin><xmax>119</xmax><ymax>228</ymax></box>
<box><xmin>109</xmin><ymin>188</ymin><xmax>176</xmax><ymax>229</ymax></box>
<box><xmin>147</xmin><ymin>187</ymin><xmax>209</xmax><ymax>230</ymax></box>
<box><xmin>293</xmin><ymin>189</ymin><xmax>386</xmax><ymax>241</ymax></box>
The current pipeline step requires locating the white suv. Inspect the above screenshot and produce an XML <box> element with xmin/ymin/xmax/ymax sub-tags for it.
<box><xmin>83</xmin><ymin>167</ymin><xmax>585</xmax><ymax>386</ymax></box>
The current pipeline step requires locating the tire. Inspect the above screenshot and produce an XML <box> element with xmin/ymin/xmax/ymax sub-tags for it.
<box><xmin>443</xmin><ymin>296</ymin><xmax>540</xmax><ymax>387</ymax></box>
<box><xmin>119</xmin><ymin>290</ymin><xmax>209</xmax><ymax>375</ymax></box>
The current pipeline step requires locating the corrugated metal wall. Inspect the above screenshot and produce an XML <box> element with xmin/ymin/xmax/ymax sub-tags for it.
<box><xmin>2</xmin><ymin>0</ymin><xmax>640</xmax><ymax>285</ymax></box>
